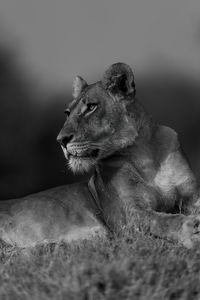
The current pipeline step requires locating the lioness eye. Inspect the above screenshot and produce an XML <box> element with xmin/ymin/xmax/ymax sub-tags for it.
<box><xmin>87</xmin><ymin>103</ymin><xmax>97</xmax><ymax>112</ymax></box>
<box><xmin>64</xmin><ymin>109</ymin><xmax>70</xmax><ymax>117</ymax></box>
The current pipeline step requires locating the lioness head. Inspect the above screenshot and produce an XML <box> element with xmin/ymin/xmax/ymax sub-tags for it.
<box><xmin>57</xmin><ymin>63</ymin><xmax>138</xmax><ymax>173</ymax></box>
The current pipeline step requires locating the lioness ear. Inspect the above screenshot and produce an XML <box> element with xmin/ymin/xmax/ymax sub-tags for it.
<box><xmin>72</xmin><ymin>76</ymin><xmax>88</xmax><ymax>98</ymax></box>
<box><xmin>102</xmin><ymin>63</ymin><xmax>136</xmax><ymax>100</ymax></box>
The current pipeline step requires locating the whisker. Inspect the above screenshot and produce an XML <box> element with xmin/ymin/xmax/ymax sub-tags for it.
<box><xmin>90</xmin><ymin>143</ymin><xmax>105</xmax><ymax>151</ymax></box>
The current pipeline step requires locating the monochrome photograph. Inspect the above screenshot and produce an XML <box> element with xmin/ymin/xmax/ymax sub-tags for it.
<box><xmin>0</xmin><ymin>0</ymin><xmax>200</xmax><ymax>299</ymax></box>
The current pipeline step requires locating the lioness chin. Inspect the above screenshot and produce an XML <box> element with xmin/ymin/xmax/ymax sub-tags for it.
<box><xmin>1</xmin><ymin>62</ymin><xmax>200</xmax><ymax>248</ymax></box>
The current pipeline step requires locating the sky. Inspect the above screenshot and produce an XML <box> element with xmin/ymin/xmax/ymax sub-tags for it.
<box><xmin>0</xmin><ymin>0</ymin><xmax>200</xmax><ymax>89</ymax></box>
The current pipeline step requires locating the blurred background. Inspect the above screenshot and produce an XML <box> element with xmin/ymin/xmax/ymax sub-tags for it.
<box><xmin>0</xmin><ymin>0</ymin><xmax>200</xmax><ymax>199</ymax></box>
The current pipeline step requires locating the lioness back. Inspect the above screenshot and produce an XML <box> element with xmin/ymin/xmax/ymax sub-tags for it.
<box><xmin>0</xmin><ymin>183</ymin><xmax>105</xmax><ymax>247</ymax></box>
<box><xmin>152</xmin><ymin>125</ymin><xmax>196</xmax><ymax>206</ymax></box>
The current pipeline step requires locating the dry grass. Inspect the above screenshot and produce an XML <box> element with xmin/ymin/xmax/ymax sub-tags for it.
<box><xmin>1</xmin><ymin>229</ymin><xmax>200</xmax><ymax>300</ymax></box>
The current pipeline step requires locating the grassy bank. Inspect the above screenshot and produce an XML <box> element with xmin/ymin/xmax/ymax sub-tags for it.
<box><xmin>0</xmin><ymin>231</ymin><xmax>200</xmax><ymax>300</ymax></box>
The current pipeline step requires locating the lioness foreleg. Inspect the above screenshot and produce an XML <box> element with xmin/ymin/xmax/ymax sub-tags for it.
<box><xmin>131</xmin><ymin>208</ymin><xmax>200</xmax><ymax>248</ymax></box>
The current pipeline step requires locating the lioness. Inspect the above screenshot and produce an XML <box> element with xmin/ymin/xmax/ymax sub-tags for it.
<box><xmin>1</xmin><ymin>63</ymin><xmax>200</xmax><ymax>248</ymax></box>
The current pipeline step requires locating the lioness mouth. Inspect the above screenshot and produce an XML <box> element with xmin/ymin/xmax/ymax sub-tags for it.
<box><xmin>68</xmin><ymin>149</ymin><xmax>99</xmax><ymax>159</ymax></box>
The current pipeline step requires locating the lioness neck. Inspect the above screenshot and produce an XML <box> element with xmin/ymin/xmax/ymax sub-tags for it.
<box><xmin>91</xmin><ymin>100</ymin><xmax>156</xmax><ymax>231</ymax></box>
<box><xmin>97</xmin><ymin>99</ymin><xmax>156</xmax><ymax>182</ymax></box>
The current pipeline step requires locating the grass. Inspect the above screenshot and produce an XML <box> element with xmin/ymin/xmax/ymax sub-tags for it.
<box><xmin>1</xmin><ymin>228</ymin><xmax>200</xmax><ymax>300</ymax></box>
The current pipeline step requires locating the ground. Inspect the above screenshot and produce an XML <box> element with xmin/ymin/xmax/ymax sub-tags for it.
<box><xmin>1</xmin><ymin>225</ymin><xmax>200</xmax><ymax>300</ymax></box>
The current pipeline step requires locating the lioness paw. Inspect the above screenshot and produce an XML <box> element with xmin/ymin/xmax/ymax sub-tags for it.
<box><xmin>179</xmin><ymin>216</ymin><xmax>200</xmax><ymax>248</ymax></box>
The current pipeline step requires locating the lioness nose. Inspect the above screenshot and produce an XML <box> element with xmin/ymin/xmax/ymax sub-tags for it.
<box><xmin>57</xmin><ymin>133</ymin><xmax>73</xmax><ymax>148</ymax></box>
